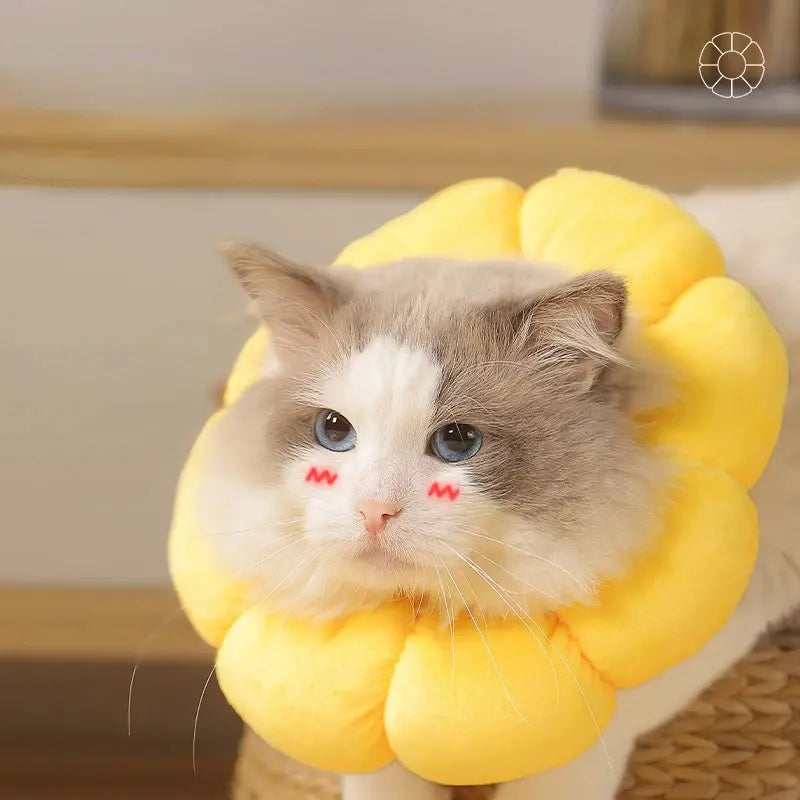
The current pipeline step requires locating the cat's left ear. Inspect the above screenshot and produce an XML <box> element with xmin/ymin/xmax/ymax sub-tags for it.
<box><xmin>220</xmin><ymin>243</ymin><xmax>351</xmax><ymax>353</ymax></box>
<box><xmin>502</xmin><ymin>271</ymin><xmax>629</xmax><ymax>392</ymax></box>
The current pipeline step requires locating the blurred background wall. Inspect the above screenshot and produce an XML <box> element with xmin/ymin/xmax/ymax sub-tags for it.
<box><xmin>0</xmin><ymin>0</ymin><xmax>603</xmax><ymax>113</ymax></box>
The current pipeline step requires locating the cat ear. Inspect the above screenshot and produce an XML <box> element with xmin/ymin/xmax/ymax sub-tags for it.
<box><xmin>220</xmin><ymin>243</ymin><xmax>350</xmax><ymax>352</ymax></box>
<box><xmin>502</xmin><ymin>271</ymin><xmax>628</xmax><ymax>392</ymax></box>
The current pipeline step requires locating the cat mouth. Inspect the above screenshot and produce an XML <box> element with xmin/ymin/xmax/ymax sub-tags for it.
<box><xmin>353</xmin><ymin>544</ymin><xmax>409</xmax><ymax>570</ymax></box>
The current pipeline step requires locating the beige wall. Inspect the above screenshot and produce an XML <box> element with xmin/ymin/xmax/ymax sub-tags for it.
<box><xmin>0</xmin><ymin>187</ymin><xmax>423</xmax><ymax>583</ymax></box>
<box><xmin>0</xmin><ymin>0</ymin><xmax>604</xmax><ymax>113</ymax></box>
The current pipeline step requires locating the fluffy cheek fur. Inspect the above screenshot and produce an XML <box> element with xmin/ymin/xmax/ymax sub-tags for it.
<box><xmin>199</xmin><ymin>433</ymin><xmax>503</xmax><ymax>618</ymax></box>
<box><xmin>199</xmin><ymin>433</ymin><xmax>655</xmax><ymax>622</ymax></box>
<box><xmin>198</xmin><ymin>364</ymin><xmax>660</xmax><ymax>623</ymax></box>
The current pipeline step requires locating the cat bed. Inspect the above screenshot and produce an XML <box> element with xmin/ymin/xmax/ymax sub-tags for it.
<box><xmin>169</xmin><ymin>169</ymin><xmax>787</xmax><ymax>786</ymax></box>
<box><xmin>230</xmin><ymin>623</ymin><xmax>800</xmax><ymax>800</ymax></box>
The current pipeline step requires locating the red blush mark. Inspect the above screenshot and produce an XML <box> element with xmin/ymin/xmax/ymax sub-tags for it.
<box><xmin>427</xmin><ymin>482</ymin><xmax>459</xmax><ymax>501</ymax></box>
<box><xmin>305</xmin><ymin>466</ymin><xmax>338</xmax><ymax>486</ymax></box>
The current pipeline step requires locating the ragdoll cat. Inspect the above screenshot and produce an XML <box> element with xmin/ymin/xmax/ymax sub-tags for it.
<box><xmin>199</xmin><ymin>181</ymin><xmax>799</xmax><ymax>800</ymax></box>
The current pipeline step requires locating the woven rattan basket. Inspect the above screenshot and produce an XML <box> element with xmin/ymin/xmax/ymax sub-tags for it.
<box><xmin>231</xmin><ymin>626</ymin><xmax>800</xmax><ymax>800</ymax></box>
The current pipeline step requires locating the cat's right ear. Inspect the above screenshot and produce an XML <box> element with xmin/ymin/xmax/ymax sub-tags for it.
<box><xmin>220</xmin><ymin>243</ymin><xmax>350</xmax><ymax>353</ymax></box>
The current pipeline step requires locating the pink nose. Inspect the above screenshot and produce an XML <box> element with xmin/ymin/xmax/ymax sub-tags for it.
<box><xmin>357</xmin><ymin>499</ymin><xmax>402</xmax><ymax>537</ymax></box>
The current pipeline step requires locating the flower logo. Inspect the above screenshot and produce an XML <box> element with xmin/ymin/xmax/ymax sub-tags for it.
<box><xmin>699</xmin><ymin>32</ymin><xmax>765</xmax><ymax>98</ymax></box>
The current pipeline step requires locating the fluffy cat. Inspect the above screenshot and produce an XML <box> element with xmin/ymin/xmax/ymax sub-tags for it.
<box><xmin>199</xmin><ymin>181</ymin><xmax>799</xmax><ymax>800</ymax></box>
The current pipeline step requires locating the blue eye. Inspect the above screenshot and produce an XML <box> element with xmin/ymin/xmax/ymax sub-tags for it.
<box><xmin>430</xmin><ymin>423</ymin><xmax>483</xmax><ymax>462</ymax></box>
<box><xmin>314</xmin><ymin>409</ymin><xmax>356</xmax><ymax>452</ymax></box>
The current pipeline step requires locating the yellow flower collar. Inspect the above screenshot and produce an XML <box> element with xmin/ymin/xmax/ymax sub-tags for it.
<box><xmin>169</xmin><ymin>170</ymin><xmax>787</xmax><ymax>786</ymax></box>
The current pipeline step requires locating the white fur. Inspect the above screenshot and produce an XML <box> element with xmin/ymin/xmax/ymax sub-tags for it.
<box><xmin>346</xmin><ymin>182</ymin><xmax>800</xmax><ymax>799</ymax></box>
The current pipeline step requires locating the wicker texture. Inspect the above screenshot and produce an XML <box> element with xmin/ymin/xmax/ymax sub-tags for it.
<box><xmin>232</xmin><ymin>628</ymin><xmax>800</xmax><ymax>800</ymax></box>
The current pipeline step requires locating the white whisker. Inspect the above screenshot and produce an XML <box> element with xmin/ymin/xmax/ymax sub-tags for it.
<box><xmin>439</xmin><ymin>559</ymin><xmax>533</xmax><ymax>728</ymax></box>
<box><xmin>192</xmin><ymin>664</ymin><xmax>217</xmax><ymax>775</ymax></box>
<box><xmin>455</xmin><ymin>527</ymin><xmax>592</xmax><ymax>595</ymax></box>
<box><xmin>442</xmin><ymin>543</ymin><xmax>561</xmax><ymax>707</ymax></box>
<box><xmin>127</xmin><ymin>539</ymin><xmax>298</xmax><ymax>737</ymax></box>
<box><xmin>433</xmin><ymin>561</ymin><xmax>457</xmax><ymax>685</ymax></box>
<box><xmin>444</xmin><ymin>546</ymin><xmax>612</xmax><ymax>775</ymax></box>
<box><xmin>198</xmin><ymin>516</ymin><xmax>306</xmax><ymax>538</ymax></box>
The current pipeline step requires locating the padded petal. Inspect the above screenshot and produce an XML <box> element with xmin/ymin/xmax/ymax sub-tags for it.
<box><xmin>223</xmin><ymin>327</ymin><xmax>270</xmax><ymax>407</ymax></box>
<box><xmin>559</xmin><ymin>463</ymin><xmax>758</xmax><ymax>687</ymax></box>
<box><xmin>386</xmin><ymin>616</ymin><xmax>614</xmax><ymax>785</ymax></box>
<box><xmin>217</xmin><ymin>603</ymin><xmax>413</xmax><ymax>773</ymax></box>
<box><xmin>335</xmin><ymin>178</ymin><xmax>524</xmax><ymax>267</ymax></box>
<box><xmin>167</xmin><ymin>413</ymin><xmax>250</xmax><ymax>647</ymax></box>
<box><xmin>643</xmin><ymin>277</ymin><xmax>788</xmax><ymax>488</ymax></box>
<box><xmin>519</xmin><ymin>169</ymin><xmax>725</xmax><ymax>321</ymax></box>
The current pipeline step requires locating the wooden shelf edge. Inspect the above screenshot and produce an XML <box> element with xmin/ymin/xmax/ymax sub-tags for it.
<box><xmin>2</xmin><ymin>106</ymin><xmax>799</xmax><ymax>191</ymax></box>
<box><xmin>0</xmin><ymin>586</ymin><xmax>212</xmax><ymax>662</ymax></box>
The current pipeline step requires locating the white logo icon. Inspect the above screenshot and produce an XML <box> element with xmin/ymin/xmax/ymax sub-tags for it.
<box><xmin>699</xmin><ymin>32</ymin><xmax>765</xmax><ymax>98</ymax></box>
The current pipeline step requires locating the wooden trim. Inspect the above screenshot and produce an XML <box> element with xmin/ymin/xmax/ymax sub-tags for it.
<box><xmin>2</xmin><ymin>105</ymin><xmax>799</xmax><ymax>191</ymax></box>
<box><xmin>1</xmin><ymin>586</ymin><xmax>211</xmax><ymax>662</ymax></box>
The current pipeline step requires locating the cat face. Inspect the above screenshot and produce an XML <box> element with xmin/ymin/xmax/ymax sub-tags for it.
<box><xmin>198</xmin><ymin>247</ymin><xmax>662</xmax><ymax>621</ymax></box>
